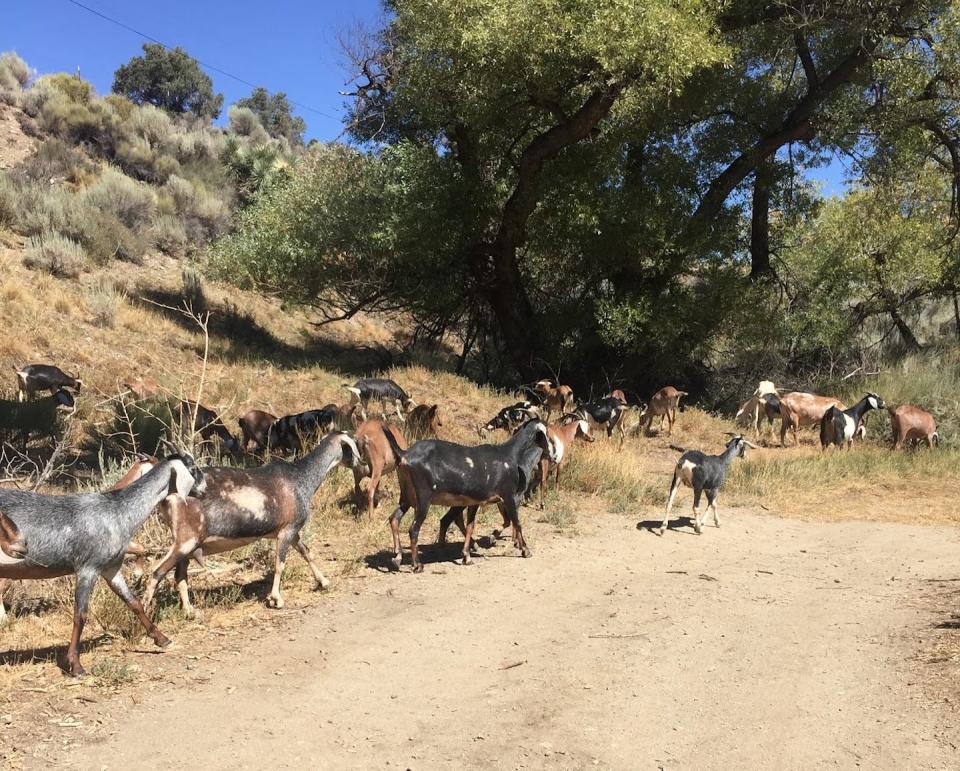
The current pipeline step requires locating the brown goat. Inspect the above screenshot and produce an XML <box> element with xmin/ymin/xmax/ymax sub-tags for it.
<box><xmin>778</xmin><ymin>392</ymin><xmax>844</xmax><ymax>447</ymax></box>
<box><xmin>638</xmin><ymin>386</ymin><xmax>688</xmax><ymax>436</ymax></box>
<box><xmin>123</xmin><ymin>377</ymin><xmax>159</xmax><ymax>400</ymax></box>
<box><xmin>353</xmin><ymin>420</ymin><xmax>408</xmax><ymax>519</ymax></box>
<box><xmin>238</xmin><ymin>409</ymin><xmax>277</xmax><ymax>455</ymax></box>
<box><xmin>533</xmin><ymin>380</ymin><xmax>575</xmax><ymax>423</ymax></box>
<box><xmin>539</xmin><ymin>418</ymin><xmax>594</xmax><ymax>508</ymax></box>
<box><xmin>889</xmin><ymin>404</ymin><xmax>938</xmax><ymax>449</ymax></box>
<box><xmin>406</xmin><ymin>404</ymin><xmax>442</xmax><ymax>440</ymax></box>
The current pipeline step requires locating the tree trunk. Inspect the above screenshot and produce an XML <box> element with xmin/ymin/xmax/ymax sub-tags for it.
<box><xmin>750</xmin><ymin>164</ymin><xmax>772</xmax><ymax>280</ymax></box>
<box><xmin>888</xmin><ymin>305</ymin><xmax>921</xmax><ymax>351</ymax></box>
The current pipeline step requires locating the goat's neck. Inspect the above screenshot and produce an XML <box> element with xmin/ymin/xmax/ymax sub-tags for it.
<box><xmin>113</xmin><ymin>461</ymin><xmax>180</xmax><ymax>534</ymax></box>
<box><xmin>293</xmin><ymin>437</ymin><xmax>344</xmax><ymax>494</ymax></box>
<box><xmin>846</xmin><ymin>398</ymin><xmax>874</xmax><ymax>423</ymax></box>
<box><xmin>555</xmin><ymin>421</ymin><xmax>579</xmax><ymax>445</ymax></box>
<box><xmin>719</xmin><ymin>444</ymin><xmax>741</xmax><ymax>467</ymax></box>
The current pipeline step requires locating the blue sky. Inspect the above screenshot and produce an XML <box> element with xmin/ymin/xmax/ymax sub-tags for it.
<box><xmin>3</xmin><ymin>0</ymin><xmax>386</xmax><ymax>142</ymax></box>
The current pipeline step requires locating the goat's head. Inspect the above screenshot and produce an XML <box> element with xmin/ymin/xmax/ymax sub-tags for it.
<box><xmin>402</xmin><ymin>396</ymin><xmax>417</xmax><ymax>413</ymax></box>
<box><xmin>426</xmin><ymin>404</ymin><xmax>442</xmax><ymax>430</ymax></box>
<box><xmin>574</xmin><ymin>419</ymin><xmax>595</xmax><ymax>443</ymax></box>
<box><xmin>865</xmin><ymin>392</ymin><xmax>885</xmax><ymax>411</ymax></box>
<box><xmin>0</xmin><ymin>510</ymin><xmax>27</xmax><ymax>560</ymax></box>
<box><xmin>528</xmin><ymin>420</ymin><xmax>560</xmax><ymax>464</ymax></box>
<box><xmin>160</xmin><ymin>439</ymin><xmax>207</xmax><ymax>497</ymax></box>
<box><xmin>724</xmin><ymin>433</ymin><xmax>757</xmax><ymax>458</ymax></box>
<box><xmin>336</xmin><ymin>433</ymin><xmax>361</xmax><ymax>468</ymax></box>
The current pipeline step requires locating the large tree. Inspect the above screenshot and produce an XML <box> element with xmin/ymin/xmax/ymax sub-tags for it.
<box><xmin>235</xmin><ymin>87</ymin><xmax>306</xmax><ymax>145</ymax></box>
<box><xmin>113</xmin><ymin>44</ymin><xmax>223</xmax><ymax>119</ymax></box>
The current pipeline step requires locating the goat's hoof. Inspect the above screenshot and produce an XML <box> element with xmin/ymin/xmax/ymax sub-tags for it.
<box><xmin>184</xmin><ymin>607</ymin><xmax>203</xmax><ymax>622</ymax></box>
<box><xmin>153</xmin><ymin>632</ymin><xmax>171</xmax><ymax>648</ymax></box>
<box><xmin>389</xmin><ymin>556</ymin><xmax>402</xmax><ymax>571</ymax></box>
<box><xmin>492</xmin><ymin>528</ymin><xmax>503</xmax><ymax>539</ymax></box>
<box><xmin>658</xmin><ymin>526</ymin><xmax>666</xmax><ymax>536</ymax></box>
<box><xmin>412</xmin><ymin>564</ymin><xmax>424</xmax><ymax>574</ymax></box>
<box><xmin>267</xmin><ymin>595</ymin><xmax>284</xmax><ymax>609</ymax></box>
<box><xmin>461</xmin><ymin>556</ymin><xmax>472</xmax><ymax>566</ymax></box>
<box><xmin>65</xmin><ymin>662</ymin><xmax>86</xmax><ymax>678</ymax></box>
<box><xmin>316</xmin><ymin>577</ymin><xmax>332</xmax><ymax>591</ymax></box>
<box><xmin>521</xmin><ymin>547</ymin><xmax>532</xmax><ymax>558</ymax></box>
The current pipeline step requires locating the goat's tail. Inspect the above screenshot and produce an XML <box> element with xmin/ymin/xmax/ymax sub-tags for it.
<box><xmin>933</xmin><ymin>431</ymin><xmax>940</xmax><ymax>447</ymax></box>
<box><xmin>381</xmin><ymin>425</ymin><xmax>406</xmax><ymax>461</ymax></box>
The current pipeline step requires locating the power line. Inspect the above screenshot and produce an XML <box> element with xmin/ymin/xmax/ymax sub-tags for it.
<box><xmin>64</xmin><ymin>0</ymin><xmax>338</xmax><ymax>120</ymax></box>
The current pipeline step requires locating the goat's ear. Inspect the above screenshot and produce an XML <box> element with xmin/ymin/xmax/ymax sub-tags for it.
<box><xmin>428</xmin><ymin>404</ymin><xmax>438</xmax><ymax>416</ymax></box>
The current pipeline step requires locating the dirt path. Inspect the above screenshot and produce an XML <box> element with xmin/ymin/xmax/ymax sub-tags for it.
<box><xmin>41</xmin><ymin>508</ymin><xmax>960</xmax><ymax>769</ymax></box>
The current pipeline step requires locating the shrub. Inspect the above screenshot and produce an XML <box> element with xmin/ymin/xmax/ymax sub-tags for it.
<box><xmin>181</xmin><ymin>266</ymin><xmax>207</xmax><ymax>312</ymax></box>
<box><xmin>17</xmin><ymin>138</ymin><xmax>94</xmax><ymax>184</ymax></box>
<box><xmin>0</xmin><ymin>174</ymin><xmax>16</xmax><ymax>227</ymax></box>
<box><xmin>0</xmin><ymin>51</ymin><xmax>31</xmax><ymax>92</ymax></box>
<box><xmin>130</xmin><ymin>103</ymin><xmax>175</xmax><ymax>146</ymax></box>
<box><xmin>151</xmin><ymin>214</ymin><xmax>188</xmax><ymax>256</ymax></box>
<box><xmin>23</xmin><ymin>231</ymin><xmax>86</xmax><ymax>277</ymax></box>
<box><xmin>7</xmin><ymin>178</ymin><xmax>91</xmax><ymax>238</ymax></box>
<box><xmin>41</xmin><ymin>73</ymin><xmax>95</xmax><ymax>104</ymax></box>
<box><xmin>86</xmin><ymin>277</ymin><xmax>123</xmax><ymax>327</ymax></box>
<box><xmin>228</xmin><ymin>105</ymin><xmax>271</xmax><ymax>145</ymax></box>
<box><xmin>38</xmin><ymin>92</ymin><xmax>103</xmax><ymax>144</ymax></box>
<box><xmin>79</xmin><ymin>211</ymin><xmax>147</xmax><ymax>264</ymax></box>
<box><xmin>81</xmin><ymin>167</ymin><xmax>156</xmax><ymax>230</ymax></box>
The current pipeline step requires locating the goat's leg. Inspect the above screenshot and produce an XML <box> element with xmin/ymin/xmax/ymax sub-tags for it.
<box><xmin>504</xmin><ymin>499</ymin><xmax>530</xmax><ymax>557</ymax></box>
<box><xmin>388</xmin><ymin>503</ymin><xmax>410</xmax><ymax>570</ymax></box>
<box><xmin>102</xmin><ymin>566</ymin><xmax>171</xmax><ymax>648</ymax></box>
<box><xmin>173</xmin><ymin>558</ymin><xmax>199</xmax><ymax>619</ymax></box>
<box><xmin>692</xmin><ymin>488</ymin><xmax>704</xmax><ymax>534</ymax></box>
<box><xmin>294</xmin><ymin>536</ymin><xmax>332</xmax><ymax>590</ymax></box>
<box><xmin>0</xmin><ymin>579</ymin><xmax>8</xmax><ymax>625</ymax></box>
<box><xmin>538</xmin><ymin>458</ymin><xmax>549</xmax><ymax>510</ymax></box>
<box><xmin>409</xmin><ymin>503</ymin><xmax>430</xmax><ymax>573</ymax></box>
<box><xmin>706</xmin><ymin>489</ymin><xmax>720</xmax><ymax>528</ymax></box>
<box><xmin>437</xmin><ymin>507</ymin><xmax>466</xmax><ymax>545</ymax></box>
<box><xmin>144</xmin><ymin>535</ymin><xmax>200</xmax><ymax>611</ymax></box>
<box><xmin>267</xmin><ymin>530</ymin><xmax>297</xmax><ymax>608</ymax></box>
<box><xmin>461</xmin><ymin>506</ymin><xmax>479</xmax><ymax>565</ymax></box>
<box><xmin>492</xmin><ymin>505</ymin><xmax>512</xmax><ymax>541</ymax></box>
<box><xmin>366</xmin><ymin>465</ymin><xmax>383</xmax><ymax>520</ymax></box>
<box><xmin>659</xmin><ymin>474</ymin><xmax>681</xmax><ymax>536</ymax></box>
<box><xmin>65</xmin><ymin>570</ymin><xmax>98</xmax><ymax>677</ymax></box>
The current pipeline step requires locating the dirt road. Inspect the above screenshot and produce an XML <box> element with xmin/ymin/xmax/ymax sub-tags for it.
<box><xmin>51</xmin><ymin>508</ymin><xmax>960</xmax><ymax>769</ymax></box>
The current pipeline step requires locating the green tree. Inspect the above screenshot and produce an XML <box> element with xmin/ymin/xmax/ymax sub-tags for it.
<box><xmin>235</xmin><ymin>87</ymin><xmax>306</xmax><ymax>145</ymax></box>
<box><xmin>112</xmin><ymin>44</ymin><xmax>223</xmax><ymax>119</ymax></box>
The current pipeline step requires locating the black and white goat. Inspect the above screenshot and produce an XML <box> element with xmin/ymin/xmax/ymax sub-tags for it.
<box><xmin>820</xmin><ymin>393</ymin><xmax>885</xmax><ymax>450</ymax></box>
<box><xmin>344</xmin><ymin>378</ymin><xmax>415</xmax><ymax>422</ymax></box>
<box><xmin>659</xmin><ymin>435</ymin><xmax>755</xmax><ymax>536</ymax></box>
<box><xmin>267</xmin><ymin>406</ymin><xmax>342</xmax><ymax>455</ymax></box>
<box><xmin>14</xmin><ymin>364</ymin><xmax>82</xmax><ymax>403</ymax></box>
<box><xmin>478</xmin><ymin>401</ymin><xmax>540</xmax><ymax>439</ymax></box>
<box><xmin>563</xmin><ymin>395</ymin><xmax>628</xmax><ymax>449</ymax></box>
<box><xmin>381</xmin><ymin>419</ymin><xmax>558</xmax><ymax>571</ymax></box>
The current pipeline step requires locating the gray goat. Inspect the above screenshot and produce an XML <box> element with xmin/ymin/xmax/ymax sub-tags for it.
<box><xmin>659</xmin><ymin>434</ymin><xmax>756</xmax><ymax>536</ymax></box>
<box><xmin>0</xmin><ymin>446</ymin><xmax>206</xmax><ymax>676</ymax></box>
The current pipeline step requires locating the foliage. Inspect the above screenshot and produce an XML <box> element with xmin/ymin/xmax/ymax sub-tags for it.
<box><xmin>112</xmin><ymin>43</ymin><xmax>223</xmax><ymax>119</ymax></box>
<box><xmin>235</xmin><ymin>86</ymin><xmax>306</xmax><ymax>145</ymax></box>
<box><xmin>23</xmin><ymin>231</ymin><xmax>86</xmax><ymax>278</ymax></box>
<box><xmin>0</xmin><ymin>51</ymin><xmax>31</xmax><ymax>92</ymax></box>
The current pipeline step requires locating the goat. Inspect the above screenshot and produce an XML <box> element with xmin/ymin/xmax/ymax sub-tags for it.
<box><xmin>343</xmin><ymin>378</ymin><xmax>415</xmax><ymax>422</ymax></box>
<box><xmin>238</xmin><ymin>409</ymin><xmax>277</xmax><ymax>455</ymax></box>
<box><xmin>267</xmin><ymin>407</ymin><xmax>342</xmax><ymax>456</ymax></box>
<box><xmin>381</xmin><ymin>419</ymin><xmax>558</xmax><ymax>571</ymax></box>
<box><xmin>406</xmin><ymin>404</ymin><xmax>442</xmax><ymax>440</ymax></box>
<box><xmin>0</xmin><ymin>448</ymin><xmax>205</xmax><ymax>676</ymax></box>
<box><xmin>478</xmin><ymin>401</ymin><xmax>540</xmax><ymax>439</ymax></box>
<box><xmin>533</xmin><ymin>380</ymin><xmax>574</xmax><ymax>423</ymax></box>
<box><xmin>0</xmin><ymin>391</ymin><xmax>74</xmax><ymax>447</ymax></box>
<box><xmin>659</xmin><ymin>435</ymin><xmax>755</xmax><ymax>536</ymax></box>
<box><xmin>143</xmin><ymin>432</ymin><xmax>359</xmax><ymax>615</ymax></box>
<box><xmin>175</xmin><ymin>400</ymin><xmax>240</xmax><ymax>455</ymax></box>
<box><xmin>777</xmin><ymin>392</ymin><xmax>845</xmax><ymax>447</ymax></box>
<box><xmin>320</xmin><ymin>402</ymin><xmax>361</xmax><ymax>432</ymax></box>
<box><xmin>14</xmin><ymin>364</ymin><xmax>82</xmax><ymax>403</ymax></box>
<box><xmin>565</xmin><ymin>396</ymin><xmax>627</xmax><ymax>449</ymax></box>
<box><xmin>437</xmin><ymin>444</ymin><xmax>544</xmax><ymax>547</ymax></box>
<box><xmin>820</xmin><ymin>393</ymin><xmax>885</xmax><ymax>449</ymax></box>
<box><xmin>0</xmin><ymin>512</ymin><xmax>28</xmax><ymax>626</ymax></box>
<box><xmin>735</xmin><ymin>393</ymin><xmax>781</xmax><ymax>439</ymax></box>
<box><xmin>608</xmin><ymin>389</ymin><xmax>628</xmax><ymax>404</ymax></box>
<box><xmin>123</xmin><ymin>377</ymin><xmax>159</xmax><ymax>400</ymax></box>
<box><xmin>353</xmin><ymin>420</ymin><xmax>407</xmax><ymax>519</ymax></box>
<box><xmin>538</xmin><ymin>419</ymin><xmax>594</xmax><ymax>509</ymax></box>
<box><xmin>888</xmin><ymin>404</ymin><xmax>939</xmax><ymax>449</ymax></box>
<box><xmin>637</xmin><ymin>386</ymin><xmax>688</xmax><ymax>436</ymax></box>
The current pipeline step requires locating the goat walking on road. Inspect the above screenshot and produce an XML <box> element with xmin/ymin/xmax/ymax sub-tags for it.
<box><xmin>659</xmin><ymin>435</ymin><xmax>755</xmax><ymax>536</ymax></box>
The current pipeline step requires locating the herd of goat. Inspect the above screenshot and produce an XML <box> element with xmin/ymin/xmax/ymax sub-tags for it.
<box><xmin>0</xmin><ymin>366</ymin><xmax>941</xmax><ymax>676</ymax></box>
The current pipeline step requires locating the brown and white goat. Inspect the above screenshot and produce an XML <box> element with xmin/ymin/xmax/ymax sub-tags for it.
<box><xmin>353</xmin><ymin>419</ymin><xmax>408</xmax><ymax>519</ymax></box>
<box><xmin>406</xmin><ymin>404</ymin><xmax>442</xmax><ymax>440</ymax></box>
<box><xmin>888</xmin><ymin>404</ymin><xmax>938</xmax><ymax>449</ymax></box>
<box><xmin>238</xmin><ymin>409</ymin><xmax>277</xmax><ymax>455</ymax></box>
<box><xmin>777</xmin><ymin>392</ymin><xmax>844</xmax><ymax>447</ymax></box>
<box><xmin>538</xmin><ymin>418</ymin><xmax>594</xmax><ymax>509</ymax></box>
<box><xmin>638</xmin><ymin>386</ymin><xmax>688</xmax><ymax>436</ymax></box>
<box><xmin>533</xmin><ymin>380</ymin><xmax>575</xmax><ymax>423</ymax></box>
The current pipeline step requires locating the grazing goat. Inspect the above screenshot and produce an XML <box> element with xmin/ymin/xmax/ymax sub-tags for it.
<box><xmin>538</xmin><ymin>419</ymin><xmax>594</xmax><ymax>509</ymax></box>
<box><xmin>0</xmin><ymin>391</ymin><xmax>74</xmax><ymax>447</ymax></box>
<box><xmin>660</xmin><ymin>435</ymin><xmax>755</xmax><ymax>536</ymax></box>
<box><xmin>478</xmin><ymin>401</ymin><xmax>540</xmax><ymax>439</ymax></box>
<box><xmin>267</xmin><ymin>407</ymin><xmax>342</xmax><ymax>456</ymax></box>
<box><xmin>638</xmin><ymin>386</ymin><xmax>688</xmax><ymax>436</ymax></box>
<box><xmin>736</xmin><ymin>393</ymin><xmax>781</xmax><ymax>439</ymax></box>
<box><xmin>382</xmin><ymin>419</ymin><xmax>558</xmax><ymax>571</ymax></box>
<box><xmin>437</xmin><ymin>444</ymin><xmax>544</xmax><ymax>546</ymax></box>
<box><xmin>123</xmin><ymin>377</ymin><xmax>159</xmax><ymax>400</ymax></box>
<box><xmin>0</xmin><ymin>512</ymin><xmax>28</xmax><ymax>626</ymax></box>
<box><xmin>566</xmin><ymin>396</ymin><xmax>628</xmax><ymax>448</ymax></box>
<box><xmin>533</xmin><ymin>380</ymin><xmax>574</xmax><ymax>423</ymax></box>
<box><xmin>0</xmin><ymin>449</ymin><xmax>205</xmax><ymax>676</ymax></box>
<box><xmin>888</xmin><ymin>404</ymin><xmax>938</xmax><ymax>449</ymax></box>
<box><xmin>144</xmin><ymin>432</ymin><xmax>359</xmax><ymax>615</ymax></box>
<box><xmin>14</xmin><ymin>364</ymin><xmax>82</xmax><ymax>403</ymax></box>
<box><xmin>175</xmin><ymin>400</ymin><xmax>240</xmax><ymax>454</ymax></box>
<box><xmin>820</xmin><ymin>393</ymin><xmax>885</xmax><ymax>449</ymax></box>
<box><xmin>778</xmin><ymin>392</ymin><xmax>845</xmax><ymax>447</ymax></box>
<box><xmin>406</xmin><ymin>404</ymin><xmax>442</xmax><ymax>440</ymax></box>
<box><xmin>353</xmin><ymin>420</ymin><xmax>407</xmax><ymax>519</ymax></box>
<box><xmin>238</xmin><ymin>409</ymin><xmax>277</xmax><ymax>455</ymax></box>
<box><xmin>343</xmin><ymin>378</ymin><xmax>415</xmax><ymax>422</ymax></box>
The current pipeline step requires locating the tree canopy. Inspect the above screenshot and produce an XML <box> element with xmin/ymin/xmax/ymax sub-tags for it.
<box><xmin>235</xmin><ymin>87</ymin><xmax>306</xmax><ymax>145</ymax></box>
<box><xmin>113</xmin><ymin>44</ymin><xmax>223</xmax><ymax>120</ymax></box>
<box><xmin>210</xmin><ymin>0</ymin><xmax>960</xmax><ymax>391</ymax></box>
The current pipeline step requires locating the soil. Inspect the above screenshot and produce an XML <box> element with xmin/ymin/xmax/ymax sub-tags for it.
<box><xmin>10</xmin><ymin>505</ymin><xmax>960</xmax><ymax>770</ymax></box>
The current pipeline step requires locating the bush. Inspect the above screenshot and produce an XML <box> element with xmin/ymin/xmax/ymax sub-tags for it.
<box><xmin>17</xmin><ymin>138</ymin><xmax>94</xmax><ymax>184</ymax></box>
<box><xmin>151</xmin><ymin>214</ymin><xmax>188</xmax><ymax>256</ymax></box>
<box><xmin>86</xmin><ymin>277</ymin><xmax>123</xmax><ymax>327</ymax></box>
<box><xmin>228</xmin><ymin>106</ymin><xmax>270</xmax><ymax>145</ymax></box>
<box><xmin>6</xmin><ymin>178</ymin><xmax>91</xmax><ymax>238</ymax></box>
<box><xmin>23</xmin><ymin>231</ymin><xmax>86</xmax><ymax>277</ymax></box>
<box><xmin>79</xmin><ymin>211</ymin><xmax>147</xmax><ymax>264</ymax></box>
<box><xmin>0</xmin><ymin>51</ymin><xmax>31</xmax><ymax>92</ymax></box>
<box><xmin>131</xmin><ymin>103</ymin><xmax>175</xmax><ymax>146</ymax></box>
<box><xmin>81</xmin><ymin>167</ymin><xmax>156</xmax><ymax>230</ymax></box>
<box><xmin>181</xmin><ymin>266</ymin><xmax>206</xmax><ymax>312</ymax></box>
<box><xmin>0</xmin><ymin>174</ymin><xmax>16</xmax><ymax>227</ymax></box>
